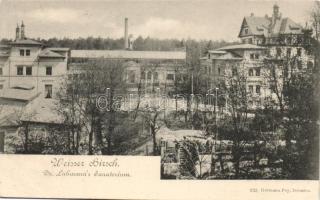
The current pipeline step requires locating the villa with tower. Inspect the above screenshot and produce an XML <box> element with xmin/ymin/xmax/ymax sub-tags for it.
<box><xmin>201</xmin><ymin>4</ymin><xmax>313</xmax><ymax>108</ymax></box>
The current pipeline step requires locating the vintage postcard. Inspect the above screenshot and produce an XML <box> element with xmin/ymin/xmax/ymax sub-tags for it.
<box><xmin>0</xmin><ymin>0</ymin><xmax>319</xmax><ymax>199</ymax></box>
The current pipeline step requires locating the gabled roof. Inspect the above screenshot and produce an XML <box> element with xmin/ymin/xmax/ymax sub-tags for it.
<box><xmin>243</xmin><ymin>16</ymin><xmax>270</xmax><ymax>36</ymax></box>
<box><xmin>10</xmin><ymin>39</ymin><xmax>43</xmax><ymax>46</ymax></box>
<box><xmin>0</xmin><ymin>111</ymin><xmax>21</xmax><ymax>127</ymax></box>
<box><xmin>278</xmin><ymin>18</ymin><xmax>303</xmax><ymax>35</ymax></box>
<box><xmin>20</xmin><ymin>97</ymin><xmax>63</xmax><ymax>124</ymax></box>
<box><xmin>217</xmin><ymin>44</ymin><xmax>266</xmax><ymax>51</ymax></box>
<box><xmin>39</xmin><ymin>49</ymin><xmax>65</xmax><ymax>58</ymax></box>
<box><xmin>239</xmin><ymin>15</ymin><xmax>303</xmax><ymax>38</ymax></box>
<box><xmin>71</xmin><ymin>50</ymin><xmax>186</xmax><ymax>60</ymax></box>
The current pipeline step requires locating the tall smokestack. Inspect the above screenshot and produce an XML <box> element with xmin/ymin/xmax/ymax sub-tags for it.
<box><xmin>124</xmin><ymin>18</ymin><xmax>128</xmax><ymax>49</ymax></box>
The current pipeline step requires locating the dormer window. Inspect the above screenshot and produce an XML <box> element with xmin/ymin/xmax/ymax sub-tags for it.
<box><xmin>244</xmin><ymin>28</ymin><xmax>249</xmax><ymax>35</ymax></box>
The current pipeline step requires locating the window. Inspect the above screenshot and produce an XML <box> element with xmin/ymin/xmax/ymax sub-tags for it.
<box><xmin>140</xmin><ymin>71</ymin><xmax>145</xmax><ymax>79</ymax></box>
<box><xmin>249</xmin><ymin>85</ymin><xmax>253</xmax><ymax>93</ymax></box>
<box><xmin>270</xmin><ymin>83</ymin><xmax>276</xmax><ymax>93</ymax></box>
<box><xmin>287</xmin><ymin>48</ymin><xmax>291</xmax><ymax>57</ymax></box>
<box><xmin>0</xmin><ymin>67</ymin><xmax>2</xmax><ymax>76</ymax></box>
<box><xmin>276</xmin><ymin>48</ymin><xmax>282</xmax><ymax>57</ymax></box>
<box><xmin>297</xmin><ymin>60</ymin><xmax>303</xmax><ymax>70</ymax></box>
<box><xmin>255</xmin><ymin>54</ymin><xmax>259</xmax><ymax>59</ymax></box>
<box><xmin>249</xmin><ymin>69</ymin><xmax>254</xmax><ymax>76</ymax></box>
<box><xmin>166</xmin><ymin>74</ymin><xmax>174</xmax><ymax>80</ymax></box>
<box><xmin>153</xmin><ymin>72</ymin><xmax>158</xmax><ymax>81</ymax></box>
<box><xmin>248</xmin><ymin>38</ymin><xmax>253</xmax><ymax>44</ymax></box>
<box><xmin>256</xmin><ymin>68</ymin><xmax>260</xmax><ymax>76</ymax></box>
<box><xmin>0</xmin><ymin>132</ymin><xmax>4</xmax><ymax>153</ymax></box>
<box><xmin>307</xmin><ymin>61</ymin><xmax>314</xmax><ymax>70</ymax></box>
<box><xmin>218</xmin><ymin>68</ymin><xmax>221</xmax><ymax>75</ymax></box>
<box><xmin>128</xmin><ymin>70</ymin><xmax>135</xmax><ymax>83</ymax></box>
<box><xmin>244</xmin><ymin>28</ymin><xmax>248</xmax><ymax>34</ymax></box>
<box><xmin>45</xmin><ymin>84</ymin><xmax>53</xmax><ymax>99</ymax></box>
<box><xmin>46</xmin><ymin>66</ymin><xmax>52</xmax><ymax>76</ymax></box>
<box><xmin>20</xmin><ymin>49</ymin><xmax>24</xmax><ymax>56</ymax></box>
<box><xmin>26</xmin><ymin>66</ymin><xmax>32</xmax><ymax>76</ymax></box>
<box><xmin>232</xmin><ymin>68</ymin><xmax>237</xmax><ymax>76</ymax></box>
<box><xmin>147</xmin><ymin>71</ymin><xmax>152</xmax><ymax>80</ymax></box>
<box><xmin>256</xmin><ymin>85</ymin><xmax>261</xmax><ymax>94</ymax></box>
<box><xmin>26</xmin><ymin>49</ymin><xmax>30</xmax><ymax>56</ymax></box>
<box><xmin>250</xmin><ymin>54</ymin><xmax>254</xmax><ymax>59</ymax></box>
<box><xmin>297</xmin><ymin>48</ymin><xmax>302</xmax><ymax>56</ymax></box>
<box><xmin>0</xmin><ymin>84</ymin><xmax>3</xmax><ymax>90</ymax></box>
<box><xmin>17</xmin><ymin>66</ymin><xmax>23</xmax><ymax>75</ymax></box>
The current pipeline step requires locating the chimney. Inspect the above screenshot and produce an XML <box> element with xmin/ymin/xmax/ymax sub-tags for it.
<box><xmin>124</xmin><ymin>18</ymin><xmax>129</xmax><ymax>49</ymax></box>
<box><xmin>15</xmin><ymin>23</ymin><xmax>20</xmax><ymax>40</ymax></box>
<box><xmin>20</xmin><ymin>21</ymin><xmax>25</xmax><ymax>39</ymax></box>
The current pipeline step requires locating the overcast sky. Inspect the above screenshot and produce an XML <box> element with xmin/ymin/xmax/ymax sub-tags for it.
<box><xmin>0</xmin><ymin>0</ymin><xmax>314</xmax><ymax>41</ymax></box>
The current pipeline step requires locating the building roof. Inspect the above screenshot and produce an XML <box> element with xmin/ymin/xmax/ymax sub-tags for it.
<box><xmin>10</xmin><ymin>39</ymin><xmax>43</xmax><ymax>46</ymax></box>
<box><xmin>47</xmin><ymin>47</ymin><xmax>70</xmax><ymax>51</ymax></box>
<box><xmin>214</xmin><ymin>52</ymin><xmax>243</xmax><ymax>60</ymax></box>
<box><xmin>0</xmin><ymin>44</ymin><xmax>10</xmax><ymax>48</ymax></box>
<box><xmin>0</xmin><ymin>51</ymin><xmax>9</xmax><ymax>57</ymax></box>
<box><xmin>0</xmin><ymin>106</ymin><xmax>23</xmax><ymax>128</ymax></box>
<box><xmin>39</xmin><ymin>49</ymin><xmax>65</xmax><ymax>58</ymax></box>
<box><xmin>239</xmin><ymin>15</ymin><xmax>303</xmax><ymax>37</ymax></box>
<box><xmin>208</xmin><ymin>50</ymin><xmax>227</xmax><ymax>54</ymax></box>
<box><xmin>12</xmin><ymin>84</ymin><xmax>35</xmax><ymax>90</ymax></box>
<box><xmin>217</xmin><ymin>44</ymin><xmax>266</xmax><ymax>51</ymax></box>
<box><xmin>244</xmin><ymin>16</ymin><xmax>270</xmax><ymax>36</ymax></box>
<box><xmin>0</xmin><ymin>88</ymin><xmax>40</xmax><ymax>101</ymax></box>
<box><xmin>20</xmin><ymin>97</ymin><xmax>63</xmax><ymax>124</ymax></box>
<box><xmin>71</xmin><ymin>50</ymin><xmax>186</xmax><ymax>60</ymax></box>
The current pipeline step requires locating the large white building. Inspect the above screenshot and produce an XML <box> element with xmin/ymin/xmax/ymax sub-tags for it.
<box><xmin>0</xmin><ymin>23</ymin><xmax>69</xmax><ymax>153</ymax></box>
<box><xmin>201</xmin><ymin>4</ymin><xmax>313</xmax><ymax>108</ymax></box>
<box><xmin>0</xmin><ymin>23</ymin><xmax>69</xmax><ymax>100</ymax></box>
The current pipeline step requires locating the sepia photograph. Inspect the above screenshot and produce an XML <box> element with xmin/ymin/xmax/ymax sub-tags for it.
<box><xmin>0</xmin><ymin>0</ymin><xmax>318</xmax><ymax>185</ymax></box>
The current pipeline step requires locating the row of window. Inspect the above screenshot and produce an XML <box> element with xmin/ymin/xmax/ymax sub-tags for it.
<box><xmin>249</xmin><ymin>53</ymin><xmax>260</xmax><ymax>60</ymax></box>
<box><xmin>276</xmin><ymin>47</ymin><xmax>302</xmax><ymax>57</ymax></box>
<box><xmin>20</xmin><ymin>49</ymin><xmax>31</xmax><ymax>56</ymax></box>
<box><xmin>128</xmin><ymin>71</ymin><xmax>175</xmax><ymax>83</ymax></box>
<box><xmin>248</xmin><ymin>68</ymin><xmax>260</xmax><ymax>76</ymax></box>
<box><xmin>15</xmin><ymin>66</ymin><xmax>52</xmax><ymax>76</ymax></box>
<box><xmin>248</xmin><ymin>85</ymin><xmax>261</xmax><ymax>94</ymax></box>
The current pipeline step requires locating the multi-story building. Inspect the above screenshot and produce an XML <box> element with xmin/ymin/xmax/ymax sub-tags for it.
<box><xmin>202</xmin><ymin>4</ymin><xmax>313</xmax><ymax>108</ymax></box>
<box><xmin>0</xmin><ymin>22</ymin><xmax>69</xmax><ymax>100</ymax></box>
<box><xmin>69</xmin><ymin>49</ymin><xmax>186</xmax><ymax>94</ymax></box>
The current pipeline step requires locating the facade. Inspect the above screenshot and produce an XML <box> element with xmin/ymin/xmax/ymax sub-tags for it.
<box><xmin>0</xmin><ymin>23</ymin><xmax>69</xmax><ymax>153</ymax></box>
<box><xmin>69</xmin><ymin>50</ymin><xmax>186</xmax><ymax>94</ymax></box>
<box><xmin>0</xmin><ymin>23</ymin><xmax>69</xmax><ymax>99</ymax></box>
<box><xmin>202</xmin><ymin>5</ymin><xmax>313</xmax><ymax>108</ymax></box>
